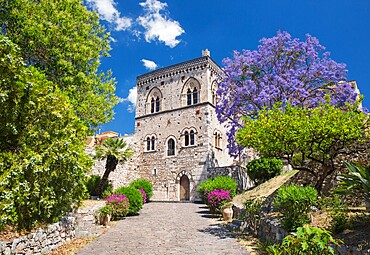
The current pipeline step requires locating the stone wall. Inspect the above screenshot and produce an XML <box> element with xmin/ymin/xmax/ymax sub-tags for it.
<box><xmin>0</xmin><ymin>217</ymin><xmax>75</xmax><ymax>255</ymax></box>
<box><xmin>0</xmin><ymin>201</ymin><xmax>105</xmax><ymax>255</ymax></box>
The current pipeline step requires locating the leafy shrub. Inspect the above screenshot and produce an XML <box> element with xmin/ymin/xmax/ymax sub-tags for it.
<box><xmin>198</xmin><ymin>176</ymin><xmax>237</xmax><ymax>202</ymax></box>
<box><xmin>85</xmin><ymin>175</ymin><xmax>112</xmax><ymax>198</ymax></box>
<box><xmin>318</xmin><ymin>195</ymin><xmax>348</xmax><ymax>233</ymax></box>
<box><xmin>207</xmin><ymin>189</ymin><xmax>231</xmax><ymax>214</ymax></box>
<box><xmin>244</xmin><ymin>197</ymin><xmax>264</xmax><ymax>236</ymax></box>
<box><xmin>130</xmin><ymin>178</ymin><xmax>153</xmax><ymax>201</ymax></box>
<box><xmin>98</xmin><ymin>205</ymin><xmax>113</xmax><ymax>216</ymax></box>
<box><xmin>247</xmin><ymin>158</ymin><xmax>283</xmax><ymax>185</ymax></box>
<box><xmin>139</xmin><ymin>189</ymin><xmax>147</xmax><ymax>204</ymax></box>
<box><xmin>115</xmin><ymin>186</ymin><xmax>143</xmax><ymax>215</ymax></box>
<box><xmin>264</xmin><ymin>225</ymin><xmax>342</xmax><ymax>255</ymax></box>
<box><xmin>273</xmin><ymin>185</ymin><xmax>318</xmax><ymax>231</ymax></box>
<box><xmin>105</xmin><ymin>194</ymin><xmax>130</xmax><ymax>220</ymax></box>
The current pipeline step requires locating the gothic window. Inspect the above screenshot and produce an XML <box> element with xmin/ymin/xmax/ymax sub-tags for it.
<box><xmin>151</xmin><ymin>98</ymin><xmax>155</xmax><ymax>113</ymax></box>
<box><xmin>184</xmin><ymin>131</ymin><xmax>189</xmax><ymax>146</ymax></box>
<box><xmin>211</xmin><ymin>81</ymin><xmax>218</xmax><ymax>106</ymax></box>
<box><xmin>190</xmin><ymin>130</ymin><xmax>195</xmax><ymax>145</ymax></box>
<box><xmin>151</xmin><ymin>136</ymin><xmax>155</xmax><ymax>150</ymax></box>
<box><xmin>155</xmin><ymin>97</ymin><xmax>160</xmax><ymax>112</ymax></box>
<box><xmin>167</xmin><ymin>138</ymin><xmax>175</xmax><ymax>156</ymax></box>
<box><xmin>193</xmin><ymin>87</ymin><xmax>198</xmax><ymax>104</ymax></box>
<box><xmin>187</xmin><ymin>89</ymin><xmax>192</xmax><ymax>106</ymax></box>
<box><xmin>146</xmin><ymin>137</ymin><xmax>151</xmax><ymax>151</ymax></box>
<box><xmin>214</xmin><ymin>131</ymin><xmax>222</xmax><ymax>149</ymax></box>
<box><xmin>146</xmin><ymin>87</ymin><xmax>162</xmax><ymax>114</ymax></box>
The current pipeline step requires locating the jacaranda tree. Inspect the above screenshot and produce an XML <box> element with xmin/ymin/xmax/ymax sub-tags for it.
<box><xmin>236</xmin><ymin>101</ymin><xmax>368</xmax><ymax>192</ymax></box>
<box><xmin>217</xmin><ymin>31</ymin><xmax>358</xmax><ymax>158</ymax></box>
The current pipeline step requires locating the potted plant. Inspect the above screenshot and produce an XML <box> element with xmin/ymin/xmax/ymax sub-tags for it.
<box><xmin>98</xmin><ymin>205</ymin><xmax>113</xmax><ymax>226</ymax></box>
<box><xmin>221</xmin><ymin>202</ymin><xmax>233</xmax><ymax>222</ymax></box>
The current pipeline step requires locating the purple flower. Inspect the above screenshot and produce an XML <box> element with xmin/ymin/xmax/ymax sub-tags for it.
<box><xmin>207</xmin><ymin>189</ymin><xmax>231</xmax><ymax>214</ymax></box>
<box><xmin>139</xmin><ymin>189</ymin><xmax>147</xmax><ymax>203</ymax></box>
<box><xmin>217</xmin><ymin>31</ymin><xmax>359</xmax><ymax>158</ymax></box>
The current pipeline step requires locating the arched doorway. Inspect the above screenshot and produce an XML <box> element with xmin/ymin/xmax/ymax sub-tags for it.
<box><xmin>180</xmin><ymin>175</ymin><xmax>190</xmax><ymax>201</ymax></box>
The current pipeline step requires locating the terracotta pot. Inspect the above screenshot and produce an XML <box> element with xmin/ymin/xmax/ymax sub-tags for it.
<box><xmin>222</xmin><ymin>206</ymin><xmax>233</xmax><ymax>222</ymax></box>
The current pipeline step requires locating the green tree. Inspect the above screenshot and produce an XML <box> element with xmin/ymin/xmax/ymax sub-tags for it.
<box><xmin>0</xmin><ymin>35</ymin><xmax>91</xmax><ymax>230</ymax></box>
<box><xmin>236</xmin><ymin>102</ymin><xmax>368</xmax><ymax>192</ymax></box>
<box><xmin>0</xmin><ymin>0</ymin><xmax>118</xmax><ymax>128</ymax></box>
<box><xmin>95</xmin><ymin>138</ymin><xmax>134</xmax><ymax>196</ymax></box>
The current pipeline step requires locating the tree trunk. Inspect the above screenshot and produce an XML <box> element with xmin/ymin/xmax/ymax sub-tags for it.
<box><xmin>98</xmin><ymin>155</ymin><xmax>118</xmax><ymax>196</ymax></box>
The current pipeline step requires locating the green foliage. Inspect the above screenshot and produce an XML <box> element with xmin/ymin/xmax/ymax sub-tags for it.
<box><xmin>114</xmin><ymin>186</ymin><xmax>143</xmax><ymax>215</ymax></box>
<box><xmin>273</xmin><ymin>185</ymin><xmax>318</xmax><ymax>231</ymax></box>
<box><xmin>237</xmin><ymin>102</ymin><xmax>368</xmax><ymax>192</ymax></box>
<box><xmin>129</xmin><ymin>178</ymin><xmax>153</xmax><ymax>201</ymax></box>
<box><xmin>98</xmin><ymin>205</ymin><xmax>113</xmax><ymax>217</ymax></box>
<box><xmin>1</xmin><ymin>0</ymin><xmax>118</xmax><ymax>127</ymax></box>
<box><xmin>84</xmin><ymin>175</ymin><xmax>112</xmax><ymax>197</ymax></box>
<box><xmin>247</xmin><ymin>158</ymin><xmax>283</xmax><ymax>185</ymax></box>
<box><xmin>244</xmin><ymin>197</ymin><xmax>264</xmax><ymax>236</ymax></box>
<box><xmin>264</xmin><ymin>225</ymin><xmax>342</xmax><ymax>255</ymax></box>
<box><xmin>95</xmin><ymin>138</ymin><xmax>134</xmax><ymax>196</ymax></box>
<box><xmin>318</xmin><ymin>195</ymin><xmax>348</xmax><ymax>233</ymax></box>
<box><xmin>336</xmin><ymin>162</ymin><xmax>370</xmax><ymax>211</ymax></box>
<box><xmin>197</xmin><ymin>176</ymin><xmax>237</xmax><ymax>202</ymax></box>
<box><xmin>0</xmin><ymin>35</ymin><xmax>91</xmax><ymax>230</ymax></box>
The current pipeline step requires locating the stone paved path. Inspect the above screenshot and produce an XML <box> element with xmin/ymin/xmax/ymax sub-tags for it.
<box><xmin>76</xmin><ymin>202</ymin><xmax>249</xmax><ymax>255</ymax></box>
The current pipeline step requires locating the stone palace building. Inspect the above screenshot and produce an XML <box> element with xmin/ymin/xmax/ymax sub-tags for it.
<box><xmin>90</xmin><ymin>50</ymin><xmax>244</xmax><ymax>201</ymax></box>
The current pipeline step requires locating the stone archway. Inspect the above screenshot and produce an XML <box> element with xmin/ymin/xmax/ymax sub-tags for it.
<box><xmin>177</xmin><ymin>171</ymin><xmax>191</xmax><ymax>201</ymax></box>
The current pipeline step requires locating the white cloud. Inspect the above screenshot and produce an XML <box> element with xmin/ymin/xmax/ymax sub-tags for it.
<box><xmin>137</xmin><ymin>0</ymin><xmax>185</xmax><ymax>48</ymax></box>
<box><xmin>85</xmin><ymin>0</ymin><xmax>132</xmax><ymax>31</ymax></box>
<box><xmin>141</xmin><ymin>59</ymin><xmax>158</xmax><ymax>70</ymax></box>
<box><xmin>120</xmin><ymin>86</ymin><xmax>137</xmax><ymax>113</ymax></box>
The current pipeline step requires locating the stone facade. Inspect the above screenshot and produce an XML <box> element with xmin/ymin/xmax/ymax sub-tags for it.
<box><xmin>91</xmin><ymin>50</ymin><xmax>237</xmax><ymax>201</ymax></box>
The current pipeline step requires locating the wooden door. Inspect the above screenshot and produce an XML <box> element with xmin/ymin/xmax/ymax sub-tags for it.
<box><xmin>180</xmin><ymin>175</ymin><xmax>190</xmax><ymax>201</ymax></box>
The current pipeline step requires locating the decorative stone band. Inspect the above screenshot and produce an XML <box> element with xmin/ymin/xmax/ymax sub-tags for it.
<box><xmin>136</xmin><ymin>56</ymin><xmax>221</xmax><ymax>87</ymax></box>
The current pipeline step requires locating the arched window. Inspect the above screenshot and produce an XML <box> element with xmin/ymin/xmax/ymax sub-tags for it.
<box><xmin>155</xmin><ymin>97</ymin><xmax>160</xmax><ymax>112</ymax></box>
<box><xmin>187</xmin><ymin>89</ymin><xmax>192</xmax><ymax>106</ymax></box>
<box><xmin>190</xmin><ymin>130</ymin><xmax>195</xmax><ymax>145</ymax></box>
<box><xmin>167</xmin><ymin>138</ymin><xmax>175</xmax><ymax>156</ymax></box>
<box><xmin>214</xmin><ymin>131</ymin><xmax>222</xmax><ymax>149</ymax></box>
<box><xmin>150</xmin><ymin>98</ymin><xmax>155</xmax><ymax>113</ymax></box>
<box><xmin>193</xmin><ymin>87</ymin><xmax>198</xmax><ymax>104</ymax></box>
<box><xmin>151</xmin><ymin>136</ymin><xmax>155</xmax><ymax>150</ymax></box>
<box><xmin>146</xmin><ymin>137</ymin><xmax>151</xmax><ymax>151</ymax></box>
<box><xmin>184</xmin><ymin>131</ymin><xmax>189</xmax><ymax>146</ymax></box>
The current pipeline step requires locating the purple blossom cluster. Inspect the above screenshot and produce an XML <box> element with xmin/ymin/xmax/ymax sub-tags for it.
<box><xmin>216</xmin><ymin>31</ymin><xmax>359</xmax><ymax>157</ymax></box>
<box><xmin>207</xmin><ymin>189</ymin><xmax>231</xmax><ymax>214</ymax></box>
<box><xmin>106</xmin><ymin>193</ymin><xmax>128</xmax><ymax>205</ymax></box>
<box><xmin>139</xmin><ymin>189</ymin><xmax>147</xmax><ymax>203</ymax></box>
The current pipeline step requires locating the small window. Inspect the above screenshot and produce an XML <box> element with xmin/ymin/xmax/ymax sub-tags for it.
<box><xmin>151</xmin><ymin>136</ymin><xmax>155</xmax><ymax>150</ymax></box>
<box><xmin>193</xmin><ymin>88</ymin><xmax>198</xmax><ymax>104</ymax></box>
<box><xmin>146</xmin><ymin>137</ymin><xmax>151</xmax><ymax>151</ymax></box>
<box><xmin>184</xmin><ymin>131</ymin><xmax>189</xmax><ymax>146</ymax></box>
<box><xmin>167</xmin><ymin>138</ymin><xmax>175</xmax><ymax>156</ymax></box>
<box><xmin>155</xmin><ymin>97</ymin><xmax>160</xmax><ymax>112</ymax></box>
<box><xmin>190</xmin><ymin>130</ymin><xmax>195</xmax><ymax>145</ymax></box>
<box><xmin>151</xmin><ymin>98</ymin><xmax>155</xmax><ymax>113</ymax></box>
<box><xmin>187</xmin><ymin>89</ymin><xmax>192</xmax><ymax>106</ymax></box>
<box><xmin>214</xmin><ymin>132</ymin><xmax>222</xmax><ymax>149</ymax></box>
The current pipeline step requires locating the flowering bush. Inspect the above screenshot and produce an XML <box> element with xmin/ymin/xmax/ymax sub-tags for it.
<box><xmin>139</xmin><ymin>189</ymin><xmax>147</xmax><ymax>204</ymax></box>
<box><xmin>198</xmin><ymin>176</ymin><xmax>237</xmax><ymax>203</ymax></box>
<box><xmin>115</xmin><ymin>186</ymin><xmax>143</xmax><ymax>215</ymax></box>
<box><xmin>130</xmin><ymin>179</ymin><xmax>153</xmax><ymax>201</ymax></box>
<box><xmin>106</xmin><ymin>193</ymin><xmax>130</xmax><ymax>220</ymax></box>
<box><xmin>207</xmin><ymin>189</ymin><xmax>231</xmax><ymax>214</ymax></box>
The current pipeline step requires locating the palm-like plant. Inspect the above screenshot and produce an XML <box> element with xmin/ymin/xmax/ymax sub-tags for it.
<box><xmin>337</xmin><ymin>162</ymin><xmax>370</xmax><ymax>211</ymax></box>
<box><xmin>95</xmin><ymin>138</ymin><xmax>134</xmax><ymax>196</ymax></box>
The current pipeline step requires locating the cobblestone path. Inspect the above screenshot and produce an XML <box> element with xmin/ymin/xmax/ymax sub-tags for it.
<box><xmin>76</xmin><ymin>202</ymin><xmax>249</xmax><ymax>255</ymax></box>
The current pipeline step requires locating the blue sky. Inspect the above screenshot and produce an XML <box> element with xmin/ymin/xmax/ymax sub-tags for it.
<box><xmin>85</xmin><ymin>0</ymin><xmax>370</xmax><ymax>136</ymax></box>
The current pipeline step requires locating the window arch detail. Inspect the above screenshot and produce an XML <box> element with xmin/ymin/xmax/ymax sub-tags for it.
<box><xmin>211</xmin><ymin>81</ymin><xmax>218</xmax><ymax>106</ymax></box>
<box><xmin>182</xmin><ymin>128</ymin><xmax>197</xmax><ymax>147</ymax></box>
<box><xmin>145</xmin><ymin>134</ymin><xmax>157</xmax><ymax>152</ymax></box>
<box><xmin>146</xmin><ymin>87</ymin><xmax>163</xmax><ymax>114</ymax></box>
<box><xmin>166</xmin><ymin>136</ymin><xmax>176</xmax><ymax>156</ymax></box>
<box><xmin>182</xmin><ymin>78</ymin><xmax>201</xmax><ymax>106</ymax></box>
<box><xmin>214</xmin><ymin>130</ymin><xmax>222</xmax><ymax>149</ymax></box>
